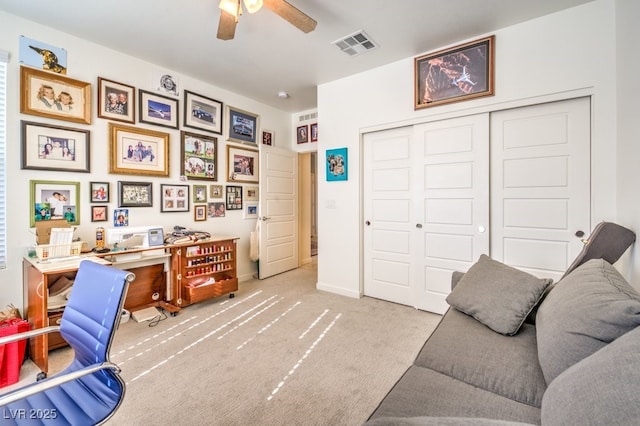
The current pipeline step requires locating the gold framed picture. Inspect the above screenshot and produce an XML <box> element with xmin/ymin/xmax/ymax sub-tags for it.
<box><xmin>20</xmin><ymin>66</ymin><xmax>91</xmax><ymax>124</ymax></box>
<box><xmin>109</xmin><ymin>123</ymin><xmax>169</xmax><ymax>176</ymax></box>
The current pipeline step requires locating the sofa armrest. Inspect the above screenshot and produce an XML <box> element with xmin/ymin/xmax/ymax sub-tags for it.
<box><xmin>451</xmin><ymin>271</ymin><xmax>465</xmax><ymax>291</ymax></box>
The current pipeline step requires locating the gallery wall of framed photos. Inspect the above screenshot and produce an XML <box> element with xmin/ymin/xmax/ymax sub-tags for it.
<box><xmin>14</xmin><ymin>32</ymin><xmax>300</xmax><ymax>237</ymax></box>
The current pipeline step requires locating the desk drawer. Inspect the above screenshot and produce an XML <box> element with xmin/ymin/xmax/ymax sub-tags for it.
<box><xmin>47</xmin><ymin>312</ymin><xmax>67</xmax><ymax>350</ymax></box>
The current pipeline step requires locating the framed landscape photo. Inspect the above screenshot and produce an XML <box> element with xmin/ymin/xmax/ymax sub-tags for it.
<box><xmin>20</xmin><ymin>66</ymin><xmax>91</xmax><ymax>124</ymax></box>
<box><xmin>109</xmin><ymin>123</ymin><xmax>169</xmax><ymax>176</ymax></box>
<box><xmin>118</xmin><ymin>181</ymin><xmax>153</xmax><ymax>208</ymax></box>
<box><xmin>21</xmin><ymin>120</ymin><xmax>90</xmax><ymax>173</ymax></box>
<box><xmin>297</xmin><ymin>125</ymin><xmax>309</xmax><ymax>144</ymax></box>
<box><xmin>30</xmin><ymin>180</ymin><xmax>80</xmax><ymax>227</ymax></box>
<box><xmin>227</xmin><ymin>145</ymin><xmax>259</xmax><ymax>184</ymax></box>
<box><xmin>181</xmin><ymin>131</ymin><xmax>218</xmax><ymax>181</ymax></box>
<box><xmin>226</xmin><ymin>105</ymin><xmax>259</xmax><ymax>145</ymax></box>
<box><xmin>226</xmin><ymin>185</ymin><xmax>243</xmax><ymax>210</ymax></box>
<box><xmin>90</xmin><ymin>181</ymin><xmax>109</xmax><ymax>203</ymax></box>
<box><xmin>91</xmin><ymin>205</ymin><xmax>108</xmax><ymax>222</ymax></box>
<box><xmin>97</xmin><ymin>77</ymin><xmax>135</xmax><ymax>123</ymax></box>
<box><xmin>243</xmin><ymin>202</ymin><xmax>258</xmax><ymax>219</ymax></box>
<box><xmin>414</xmin><ymin>35</ymin><xmax>494</xmax><ymax>109</ymax></box>
<box><xmin>139</xmin><ymin>89</ymin><xmax>178</xmax><ymax>129</ymax></box>
<box><xmin>161</xmin><ymin>184</ymin><xmax>189</xmax><ymax>212</ymax></box>
<box><xmin>194</xmin><ymin>205</ymin><xmax>207</xmax><ymax>222</ymax></box>
<box><xmin>183</xmin><ymin>90</ymin><xmax>223</xmax><ymax>134</ymax></box>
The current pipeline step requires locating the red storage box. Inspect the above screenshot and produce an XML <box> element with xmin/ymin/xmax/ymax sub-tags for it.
<box><xmin>0</xmin><ymin>318</ymin><xmax>31</xmax><ymax>388</ymax></box>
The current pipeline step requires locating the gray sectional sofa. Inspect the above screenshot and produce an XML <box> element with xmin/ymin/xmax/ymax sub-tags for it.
<box><xmin>367</xmin><ymin>254</ymin><xmax>640</xmax><ymax>425</ymax></box>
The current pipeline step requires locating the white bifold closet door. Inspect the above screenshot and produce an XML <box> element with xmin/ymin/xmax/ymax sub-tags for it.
<box><xmin>363</xmin><ymin>97</ymin><xmax>591</xmax><ymax>314</ymax></box>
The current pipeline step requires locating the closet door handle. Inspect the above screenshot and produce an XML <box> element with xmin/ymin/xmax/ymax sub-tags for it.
<box><xmin>416</xmin><ymin>224</ymin><xmax>422</xmax><ymax>228</ymax></box>
<box><xmin>365</xmin><ymin>220</ymin><xmax>371</xmax><ymax>226</ymax></box>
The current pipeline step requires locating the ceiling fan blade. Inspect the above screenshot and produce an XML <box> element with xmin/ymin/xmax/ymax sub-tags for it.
<box><xmin>217</xmin><ymin>10</ymin><xmax>237</xmax><ymax>40</ymax></box>
<box><xmin>264</xmin><ymin>0</ymin><xmax>317</xmax><ymax>33</ymax></box>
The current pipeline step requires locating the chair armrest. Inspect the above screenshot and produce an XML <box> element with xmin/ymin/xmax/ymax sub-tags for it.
<box><xmin>0</xmin><ymin>362</ymin><xmax>121</xmax><ymax>406</ymax></box>
<box><xmin>0</xmin><ymin>325</ymin><xmax>60</xmax><ymax>345</ymax></box>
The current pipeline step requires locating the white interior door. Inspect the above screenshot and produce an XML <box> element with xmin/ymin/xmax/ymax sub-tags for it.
<box><xmin>258</xmin><ymin>145</ymin><xmax>298</xmax><ymax>279</ymax></box>
<box><xmin>363</xmin><ymin>126</ymin><xmax>415</xmax><ymax>306</ymax></box>
<box><xmin>414</xmin><ymin>114</ymin><xmax>490</xmax><ymax>314</ymax></box>
<box><xmin>490</xmin><ymin>97</ymin><xmax>591</xmax><ymax>281</ymax></box>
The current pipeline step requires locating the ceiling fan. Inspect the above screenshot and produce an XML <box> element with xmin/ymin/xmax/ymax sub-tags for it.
<box><xmin>217</xmin><ymin>0</ymin><xmax>317</xmax><ymax>41</ymax></box>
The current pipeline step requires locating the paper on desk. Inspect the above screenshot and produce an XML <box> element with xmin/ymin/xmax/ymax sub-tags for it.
<box><xmin>49</xmin><ymin>228</ymin><xmax>73</xmax><ymax>246</ymax></box>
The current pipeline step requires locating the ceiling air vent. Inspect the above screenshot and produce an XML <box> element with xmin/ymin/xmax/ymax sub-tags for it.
<box><xmin>332</xmin><ymin>30</ymin><xmax>378</xmax><ymax>57</ymax></box>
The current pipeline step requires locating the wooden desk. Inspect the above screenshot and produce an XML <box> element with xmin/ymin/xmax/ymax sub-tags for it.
<box><xmin>23</xmin><ymin>248</ymin><xmax>178</xmax><ymax>376</ymax></box>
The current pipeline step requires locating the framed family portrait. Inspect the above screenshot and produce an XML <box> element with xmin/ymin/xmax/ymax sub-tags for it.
<box><xmin>20</xmin><ymin>66</ymin><xmax>91</xmax><ymax>124</ymax></box>
<box><xmin>226</xmin><ymin>105</ymin><xmax>259</xmax><ymax>145</ymax></box>
<box><xmin>310</xmin><ymin>123</ymin><xmax>318</xmax><ymax>142</ymax></box>
<box><xmin>227</xmin><ymin>145</ymin><xmax>259</xmax><ymax>184</ymax></box>
<box><xmin>97</xmin><ymin>77</ymin><xmax>135</xmax><ymax>123</ymax></box>
<box><xmin>183</xmin><ymin>90</ymin><xmax>223</xmax><ymax>134</ymax></box>
<box><xmin>21</xmin><ymin>120</ymin><xmax>90</xmax><ymax>173</ymax></box>
<box><xmin>30</xmin><ymin>180</ymin><xmax>80</xmax><ymax>227</ymax></box>
<box><xmin>414</xmin><ymin>35</ymin><xmax>495</xmax><ymax>109</ymax></box>
<box><xmin>207</xmin><ymin>201</ymin><xmax>225</xmax><ymax>218</ymax></box>
<box><xmin>226</xmin><ymin>185</ymin><xmax>243</xmax><ymax>210</ymax></box>
<box><xmin>194</xmin><ymin>205</ymin><xmax>207</xmax><ymax>222</ymax></box>
<box><xmin>139</xmin><ymin>89</ymin><xmax>178</xmax><ymax>129</ymax></box>
<box><xmin>109</xmin><ymin>123</ymin><xmax>169</xmax><ymax>176</ymax></box>
<box><xmin>118</xmin><ymin>181</ymin><xmax>153</xmax><ymax>208</ymax></box>
<box><xmin>91</xmin><ymin>205</ymin><xmax>108</xmax><ymax>222</ymax></box>
<box><xmin>90</xmin><ymin>181</ymin><xmax>109</xmax><ymax>203</ymax></box>
<box><xmin>181</xmin><ymin>131</ymin><xmax>217</xmax><ymax>181</ymax></box>
<box><xmin>193</xmin><ymin>184</ymin><xmax>207</xmax><ymax>203</ymax></box>
<box><xmin>113</xmin><ymin>208</ymin><xmax>129</xmax><ymax>227</ymax></box>
<box><xmin>297</xmin><ymin>125</ymin><xmax>309</xmax><ymax>144</ymax></box>
<box><xmin>161</xmin><ymin>184</ymin><xmax>189</xmax><ymax>212</ymax></box>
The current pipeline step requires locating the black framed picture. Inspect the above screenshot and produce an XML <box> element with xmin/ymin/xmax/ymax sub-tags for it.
<box><xmin>226</xmin><ymin>185</ymin><xmax>243</xmax><ymax>210</ymax></box>
<box><xmin>118</xmin><ymin>181</ymin><xmax>153</xmax><ymax>207</ymax></box>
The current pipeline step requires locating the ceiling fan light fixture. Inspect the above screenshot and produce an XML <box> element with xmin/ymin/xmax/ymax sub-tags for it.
<box><xmin>243</xmin><ymin>0</ymin><xmax>263</xmax><ymax>14</ymax></box>
<box><xmin>219</xmin><ymin>0</ymin><xmax>241</xmax><ymax>18</ymax></box>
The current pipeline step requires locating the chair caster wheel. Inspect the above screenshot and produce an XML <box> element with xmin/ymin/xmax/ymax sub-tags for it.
<box><xmin>37</xmin><ymin>372</ymin><xmax>47</xmax><ymax>381</ymax></box>
<box><xmin>229</xmin><ymin>293</ymin><xmax>235</xmax><ymax>298</ymax></box>
<box><xmin>170</xmin><ymin>311</ymin><xmax>178</xmax><ymax>317</ymax></box>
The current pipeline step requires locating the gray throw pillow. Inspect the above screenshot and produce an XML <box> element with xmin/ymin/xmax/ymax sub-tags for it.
<box><xmin>446</xmin><ymin>254</ymin><xmax>553</xmax><ymax>336</ymax></box>
<box><xmin>541</xmin><ymin>326</ymin><xmax>640</xmax><ymax>424</ymax></box>
<box><xmin>536</xmin><ymin>258</ymin><xmax>640</xmax><ymax>385</ymax></box>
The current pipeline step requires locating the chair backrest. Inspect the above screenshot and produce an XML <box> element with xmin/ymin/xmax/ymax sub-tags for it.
<box><xmin>61</xmin><ymin>260</ymin><xmax>133</xmax><ymax>366</ymax></box>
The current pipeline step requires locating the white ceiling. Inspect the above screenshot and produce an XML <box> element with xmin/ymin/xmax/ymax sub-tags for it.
<box><xmin>1</xmin><ymin>0</ymin><xmax>594</xmax><ymax>112</ymax></box>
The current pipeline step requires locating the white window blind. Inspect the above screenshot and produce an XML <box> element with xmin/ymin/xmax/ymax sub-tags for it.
<box><xmin>0</xmin><ymin>50</ymin><xmax>7</xmax><ymax>268</ymax></box>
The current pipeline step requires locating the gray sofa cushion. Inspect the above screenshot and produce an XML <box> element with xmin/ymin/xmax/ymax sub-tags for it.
<box><xmin>446</xmin><ymin>255</ymin><xmax>552</xmax><ymax>336</ymax></box>
<box><xmin>541</xmin><ymin>326</ymin><xmax>640</xmax><ymax>425</ymax></box>
<box><xmin>536</xmin><ymin>258</ymin><xmax>640</xmax><ymax>384</ymax></box>
<box><xmin>368</xmin><ymin>366</ymin><xmax>541</xmax><ymax>425</ymax></box>
<box><xmin>415</xmin><ymin>309</ymin><xmax>546</xmax><ymax>407</ymax></box>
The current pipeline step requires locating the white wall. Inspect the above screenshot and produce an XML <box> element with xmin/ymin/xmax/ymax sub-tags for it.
<box><xmin>0</xmin><ymin>12</ymin><xmax>292</xmax><ymax>309</ymax></box>
<box><xmin>316</xmin><ymin>0</ymin><xmax>625</xmax><ymax>298</ymax></box>
<box><xmin>615</xmin><ymin>0</ymin><xmax>640</xmax><ymax>283</ymax></box>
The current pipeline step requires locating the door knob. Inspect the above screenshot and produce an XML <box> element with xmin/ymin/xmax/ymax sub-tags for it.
<box><xmin>365</xmin><ymin>220</ymin><xmax>371</xmax><ymax>226</ymax></box>
<box><xmin>416</xmin><ymin>223</ymin><xmax>422</xmax><ymax>228</ymax></box>
<box><xmin>259</xmin><ymin>216</ymin><xmax>271</xmax><ymax>221</ymax></box>
<box><xmin>575</xmin><ymin>230</ymin><xmax>585</xmax><ymax>238</ymax></box>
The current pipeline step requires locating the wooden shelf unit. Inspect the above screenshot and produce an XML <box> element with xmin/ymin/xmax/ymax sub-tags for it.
<box><xmin>169</xmin><ymin>237</ymin><xmax>239</xmax><ymax>307</ymax></box>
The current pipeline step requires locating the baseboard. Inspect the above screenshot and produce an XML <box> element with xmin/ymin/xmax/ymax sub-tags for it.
<box><xmin>316</xmin><ymin>281</ymin><xmax>361</xmax><ymax>299</ymax></box>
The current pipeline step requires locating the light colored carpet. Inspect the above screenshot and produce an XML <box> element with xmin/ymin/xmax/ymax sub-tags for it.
<box><xmin>13</xmin><ymin>261</ymin><xmax>442</xmax><ymax>425</ymax></box>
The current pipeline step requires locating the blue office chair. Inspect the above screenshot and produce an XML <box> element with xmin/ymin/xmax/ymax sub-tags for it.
<box><xmin>0</xmin><ymin>260</ymin><xmax>134</xmax><ymax>425</ymax></box>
